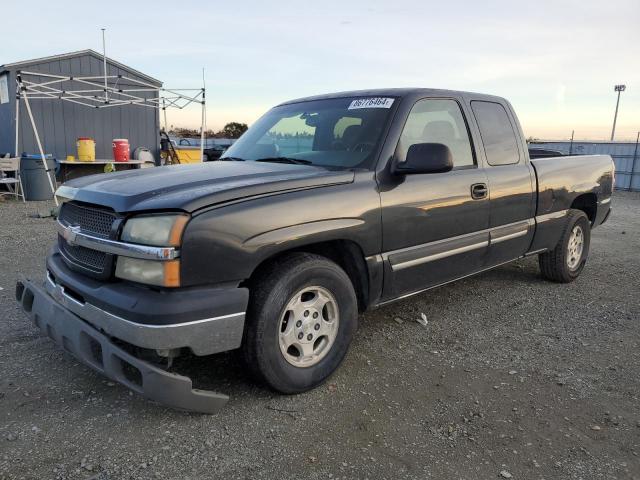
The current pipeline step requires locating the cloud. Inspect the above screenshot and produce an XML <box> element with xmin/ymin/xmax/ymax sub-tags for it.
<box><xmin>2</xmin><ymin>0</ymin><xmax>639</xmax><ymax>135</ymax></box>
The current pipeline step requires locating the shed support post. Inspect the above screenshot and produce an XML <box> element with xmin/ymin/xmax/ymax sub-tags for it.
<box><xmin>102</xmin><ymin>28</ymin><xmax>109</xmax><ymax>104</ymax></box>
<box><xmin>14</xmin><ymin>86</ymin><xmax>20</xmax><ymax>157</ymax></box>
<box><xmin>162</xmin><ymin>97</ymin><xmax>168</xmax><ymax>132</ymax></box>
<box><xmin>14</xmin><ymin>87</ymin><xmax>25</xmax><ymax>202</ymax></box>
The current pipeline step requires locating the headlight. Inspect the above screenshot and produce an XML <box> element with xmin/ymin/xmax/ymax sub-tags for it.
<box><xmin>121</xmin><ymin>214</ymin><xmax>189</xmax><ymax>247</ymax></box>
<box><xmin>115</xmin><ymin>257</ymin><xmax>181</xmax><ymax>287</ymax></box>
<box><xmin>117</xmin><ymin>214</ymin><xmax>188</xmax><ymax>287</ymax></box>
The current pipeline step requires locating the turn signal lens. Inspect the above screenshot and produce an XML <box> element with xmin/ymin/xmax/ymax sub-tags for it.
<box><xmin>163</xmin><ymin>260</ymin><xmax>181</xmax><ymax>287</ymax></box>
<box><xmin>115</xmin><ymin>257</ymin><xmax>181</xmax><ymax>287</ymax></box>
<box><xmin>168</xmin><ymin>215</ymin><xmax>190</xmax><ymax>246</ymax></box>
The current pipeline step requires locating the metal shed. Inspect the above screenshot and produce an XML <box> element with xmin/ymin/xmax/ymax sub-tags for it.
<box><xmin>0</xmin><ymin>50</ymin><xmax>162</xmax><ymax>160</ymax></box>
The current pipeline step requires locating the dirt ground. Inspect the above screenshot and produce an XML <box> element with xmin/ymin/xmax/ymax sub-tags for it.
<box><xmin>0</xmin><ymin>192</ymin><xmax>638</xmax><ymax>480</ymax></box>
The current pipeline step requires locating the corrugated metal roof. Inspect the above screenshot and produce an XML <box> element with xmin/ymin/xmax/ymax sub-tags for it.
<box><xmin>0</xmin><ymin>49</ymin><xmax>162</xmax><ymax>85</ymax></box>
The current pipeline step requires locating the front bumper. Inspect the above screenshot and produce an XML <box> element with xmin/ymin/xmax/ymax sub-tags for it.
<box><xmin>46</xmin><ymin>252</ymin><xmax>249</xmax><ymax>356</ymax></box>
<box><xmin>16</xmin><ymin>278</ymin><xmax>229</xmax><ymax>413</ymax></box>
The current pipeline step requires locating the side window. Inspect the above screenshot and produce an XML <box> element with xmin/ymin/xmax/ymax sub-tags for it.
<box><xmin>396</xmin><ymin>99</ymin><xmax>475</xmax><ymax>168</ymax></box>
<box><xmin>471</xmin><ymin>101</ymin><xmax>520</xmax><ymax>166</ymax></box>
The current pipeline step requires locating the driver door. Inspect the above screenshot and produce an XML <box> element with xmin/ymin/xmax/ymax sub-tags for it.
<box><xmin>379</xmin><ymin>98</ymin><xmax>490</xmax><ymax>298</ymax></box>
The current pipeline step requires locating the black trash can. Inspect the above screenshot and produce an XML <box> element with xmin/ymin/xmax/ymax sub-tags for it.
<box><xmin>20</xmin><ymin>154</ymin><xmax>57</xmax><ymax>201</ymax></box>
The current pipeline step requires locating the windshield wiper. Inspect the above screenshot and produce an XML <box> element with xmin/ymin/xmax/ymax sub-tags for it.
<box><xmin>255</xmin><ymin>157</ymin><xmax>313</xmax><ymax>165</ymax></box>
<box><xmin>219</xmin><ymin>156</ymin><xmax>245</xmax><ymax>161</ymax></box>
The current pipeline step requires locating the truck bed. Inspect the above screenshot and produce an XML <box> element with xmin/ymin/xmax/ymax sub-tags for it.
<box><xmin>531</xmin><ymin>154</ymin><xmax>614</xmax><ymax>219</ymax></box>
<box><xmin>528</xmin><ymin>154</ymin><xmax>614</xmax><ymax>254</ymax></box>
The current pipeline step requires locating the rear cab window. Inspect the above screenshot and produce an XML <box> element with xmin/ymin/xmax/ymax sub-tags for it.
<box><xmin>470</xmin><ymin>101</ymin><xmax>521</xmax><ymax>166</ymax></box>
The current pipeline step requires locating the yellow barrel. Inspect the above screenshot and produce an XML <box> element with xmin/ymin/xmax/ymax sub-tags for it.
<box><xmin>77</xmin><ymin>137</ymin><xmax>96</xmax><ymax>161</ymax></box>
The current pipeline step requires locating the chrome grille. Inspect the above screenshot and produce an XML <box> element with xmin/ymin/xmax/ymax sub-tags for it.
<box><xmin>58</xmin><ymin>236</ymin><xmax>108</xmax><ymax>273</ymax></box>
<box><xmin>58</xmin><ymin>202</ymin><xmax>116</xmax><ymax>238</ymax></box>
<box><xmin>57</xmin><ymin>202</ymin><xmax>116</xmax><ymax>277</ymax></box>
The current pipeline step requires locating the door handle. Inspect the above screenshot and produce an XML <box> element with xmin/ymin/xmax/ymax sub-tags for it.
<box><xmin>471</xmin><ymin>183</ymin><xmax>488</xmax><ymax>199</ymax></box>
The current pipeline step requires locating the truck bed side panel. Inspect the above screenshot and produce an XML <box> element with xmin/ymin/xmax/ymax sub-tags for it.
<box><xmin>529</xmin><ymin>154</ymin><xmax>614</xmax><ymax>252</ymax></box>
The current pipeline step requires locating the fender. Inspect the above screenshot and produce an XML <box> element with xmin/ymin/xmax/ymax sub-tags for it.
<box><xmin>243</xmin><ymin>219</ymin><xmax>365</xmax><ymax>249</ymax></box>
<box><xmin>179</xmin><ymin>173</ymin><xmax>382</xmax><ymax>287</ymax></box>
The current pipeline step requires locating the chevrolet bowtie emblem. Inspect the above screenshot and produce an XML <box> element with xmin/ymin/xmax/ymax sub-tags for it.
<box><xmin>63</xmin><ymin>225</ymin><xmax>81</xmax><ymax>246</ymax></box>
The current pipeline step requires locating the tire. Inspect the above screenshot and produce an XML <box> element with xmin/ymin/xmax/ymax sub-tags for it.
<box><xmin>539</xmin><ymin>209</ymin><xmax>591</xmax><ymax>283</ymax></box>
<box><xmin>243</xmin><ymin>253</ymin><xmax>358</xmax><ymax>393</ymax></box>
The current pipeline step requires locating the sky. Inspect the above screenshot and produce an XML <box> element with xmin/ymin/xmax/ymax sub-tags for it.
<box><xmin>2</xmin><ymin>0</ymin><xmax>639</xmax><ymax>141</ymax></box>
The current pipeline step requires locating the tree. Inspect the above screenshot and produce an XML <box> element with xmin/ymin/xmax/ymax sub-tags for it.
<box><xmin>168</xmin><ymin>122</ymin><xmax>249</xmax><ymax>139</ymax></box>
<box><xmin>222</xmin><ymin>122</ymin><xmax>248</xmax><ymax>139</ymax></box>
<box><xmin>170</xmin><ymin>127</ymin><xmax>200</xmax><ymax>137</ymax></box>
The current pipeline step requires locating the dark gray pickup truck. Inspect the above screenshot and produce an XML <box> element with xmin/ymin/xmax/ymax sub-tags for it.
<box><xmin>16</xmin><ymin>88</ymin><xmax>614</xmax><ymax>413</ymax></box>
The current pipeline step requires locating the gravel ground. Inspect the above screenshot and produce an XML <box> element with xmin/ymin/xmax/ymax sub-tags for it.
<box><xmin>0</xmin><ymin>192</ymin><xmax>639</xmax><ymax>480</ymax></box>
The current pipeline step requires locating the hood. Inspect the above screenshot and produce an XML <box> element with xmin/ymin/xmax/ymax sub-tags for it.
<box><xmin>59</xmin><ymin>162</ymin><xmax>355</xmax><ymax>213</ymax></box>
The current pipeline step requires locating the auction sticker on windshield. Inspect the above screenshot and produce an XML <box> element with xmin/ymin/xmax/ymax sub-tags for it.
<box><xmin>348</xmin><ymin>98</ymin><xmax>394</xmax><ymax>109</ymax></box>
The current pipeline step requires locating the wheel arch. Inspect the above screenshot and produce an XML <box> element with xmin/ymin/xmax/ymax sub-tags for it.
<box><xmin>243</xmin><ymin>239</ymin><xmax>370</xmax><ymax>312</ymax></box>
<box><xmin>570</xmin><ymin>193</ymin><xmax>598</xmax><ymax>225</ymax></box>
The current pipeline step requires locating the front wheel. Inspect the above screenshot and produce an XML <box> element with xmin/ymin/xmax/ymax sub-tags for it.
<box><xmin>539</xmin><ymin>209</ymin><xmax>591</xmax><ymax>283</ymax></box>
<box><xmin>243</xmin><ymin>253</ymin><xmax>358</xmax><ymax>393</ymax></box>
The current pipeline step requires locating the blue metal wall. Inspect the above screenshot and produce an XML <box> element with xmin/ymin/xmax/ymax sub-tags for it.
<box><xmin>0</xmin><ymin>52</ymin><xmax>161</xmax><ymax>161</ymax></box>
<box><xmin>0</xmin><ymin>71</ymin><xmax>14</xmax><ymax>156</ymax></box>
<box><xmin>531</xmin><ymin>141</ymin><xmax>640</xmax><ymax>191</ymax></box>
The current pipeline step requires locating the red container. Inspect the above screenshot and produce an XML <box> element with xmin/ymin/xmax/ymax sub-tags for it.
<box><xmin>112</xmin><ymin>139</ymin><xmax>130</xmax><ymax>162</ymax></box>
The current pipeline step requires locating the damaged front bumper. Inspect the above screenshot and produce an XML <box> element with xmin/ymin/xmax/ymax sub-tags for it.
<box><xmin>16</xmin><ymin>278</ymin><xmax>230</xmax><ymax>414</ymax></box>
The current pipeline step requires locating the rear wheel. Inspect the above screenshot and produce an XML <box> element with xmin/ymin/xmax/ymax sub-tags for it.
<box><xmin>243</xmin><ymin>253</ymin><xmax>358</xmax><ymax>393</ymax></box>
<box><xmin>539</xmin><ymin>209</ymin><xmax>591</xmax><ymax>283</ymax></box>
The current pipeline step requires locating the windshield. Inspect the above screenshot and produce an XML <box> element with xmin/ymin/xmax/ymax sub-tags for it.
<box><xmin>220</xmin><ymin>96</ymin><xmax>397</xmax><ymax>170</ymax></box>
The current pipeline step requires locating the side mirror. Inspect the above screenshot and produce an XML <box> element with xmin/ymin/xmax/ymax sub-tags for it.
<box><xmin>393</xmin><ymin>143</ymin><xmax>453</xmax><ymax>174</ymax></box>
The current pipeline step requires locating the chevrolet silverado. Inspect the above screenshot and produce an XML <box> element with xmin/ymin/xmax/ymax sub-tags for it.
<box><xmin>16</xmin><ymin>88</ymin><xmax>614</xmax><ymax>413</ymax></box>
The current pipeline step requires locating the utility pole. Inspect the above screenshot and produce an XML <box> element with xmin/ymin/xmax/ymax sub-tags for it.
<box><xmin>569</xmin><ymin>130</ymin><xmax>574</xmax><ymax>155</ymax></box>
<box><xmin>611</xmin><ymin>84</ymin><xmax>626</xmax><ymax>141</ymax></box>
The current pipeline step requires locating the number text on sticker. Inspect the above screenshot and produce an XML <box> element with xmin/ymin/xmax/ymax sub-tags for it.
<box><xmin>348</xmin><ymin>98</ymin><xmax>394</xmax><ymax>110</ymax></box>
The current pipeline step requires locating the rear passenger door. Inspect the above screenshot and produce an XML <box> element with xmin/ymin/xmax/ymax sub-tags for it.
<box><xmin>379</xmin><ymin>98</ymin><xmax>490</xmax><ymax>298</ymax></box>
<box><xmin>470</xmin><ymin>101</ymin><xmax>536</xmax><ymax>266</ymax></box>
